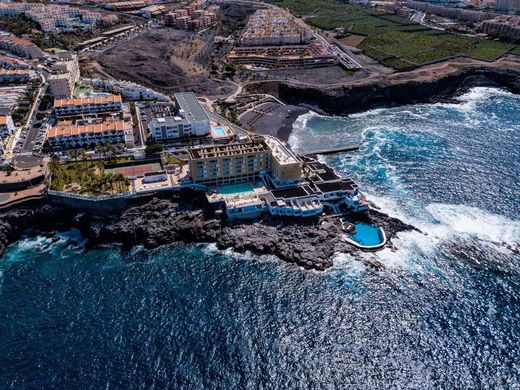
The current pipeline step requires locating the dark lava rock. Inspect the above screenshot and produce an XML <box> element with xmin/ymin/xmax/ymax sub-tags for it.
<box><xmin>0</xmin><ymin>192</ymin><xmax>418</xmax><ymax>271</ymax></box>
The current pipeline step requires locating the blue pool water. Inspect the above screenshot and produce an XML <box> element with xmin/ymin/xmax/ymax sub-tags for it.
<box><xmin>213</xmin><ymin>127</ymin><xmax>227</xmax><ymax>137</ymax></box>
<box><xmin>349</xmin><ymin>222</ymin><xmax>384</xmax><ymax>247</ymax></box>
<box><xmin>219</xmin><ymin>182</ymin><xmax>254</xmax><ymax>196</ymax></box>
<box><xmin>1</xmin><ymin>87</ymin><xmax>520</xmax><ymax>388</ymax></box>
<box><xmin>87</xmin><ymin>92</ymin><xmax>110</xmax><ymax>97</ymax></box>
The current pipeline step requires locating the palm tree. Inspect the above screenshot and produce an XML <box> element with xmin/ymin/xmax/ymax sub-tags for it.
<box><xmin>79</xmin><ymin>148</ymin><xmax>87</xmax><ymax>168</ymax></box>
<box><xmin>68</xmin><ymin>149</ymin><xmax>78</xmax><ymax>165</ymax></box>
<box><xmin>95</xmin><ymin>143</ymin><xmax>105</xmax><ymax>160</ymax></box>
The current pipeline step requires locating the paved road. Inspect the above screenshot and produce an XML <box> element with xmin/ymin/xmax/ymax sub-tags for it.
<box><xmin>21</xmin><ymin>85</ymin><xmax>48</xmax><ymax>154</ymax></box>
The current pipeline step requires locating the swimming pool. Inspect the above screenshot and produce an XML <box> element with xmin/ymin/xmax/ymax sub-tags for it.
<box><xmin>219</xmin><ymin>182</ymin><xmax>254</xmax><ymax>196</ymax></box>
<box><xmin>213</xmin><ymin>127</ymin><xmax>227</xmax><ymax>137</ymax></box>
<box><xmin>88</xmin><ymin>92</ymin><xmax>110</xmax><ymax>97</ymax></box>
<box><xmin>347</xmin><ymin>222</ymin><xmax>386</xmax><ymax>249</ymax></box>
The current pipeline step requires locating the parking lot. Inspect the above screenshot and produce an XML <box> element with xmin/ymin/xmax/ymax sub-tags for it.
<box><xmin>135</xmin><ymin>101</ymin><xmax>177</xmax><ymax>146</ymax></box>
<box><xmin>18</xmin><ymin>96</ymin><xmax>52</xmax><ymax>155</ymax></box>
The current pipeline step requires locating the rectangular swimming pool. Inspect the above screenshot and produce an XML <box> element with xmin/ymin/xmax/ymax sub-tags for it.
<box><xmin>213</xmin><ymin>127</ymin><xmax>227</xmax><ymax>137</ymax></box>
<box><xmin>219</xmin><ymin>182</ymin><xmax>254</xmax><ymax>196</ymax></box>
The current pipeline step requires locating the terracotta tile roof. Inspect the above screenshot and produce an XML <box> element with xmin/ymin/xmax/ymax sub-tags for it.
<box><xmin>48</xmin><ymin>120</ymin><xmax>130</xmax><ymax>139</ymax></box>
<box><xmin>0</xmin><ymin>116</ymin><xmax>7</xmax><ymax>125</ymax></box>
<box><xmin>54</xmin><ymin>94</ymin><xmax>122</xmax><ymax>108</ymax></box>
<box><xmin>0</xmin><ymin>37</ymin><xmax>35</xmax><ymax>47</ymax></box>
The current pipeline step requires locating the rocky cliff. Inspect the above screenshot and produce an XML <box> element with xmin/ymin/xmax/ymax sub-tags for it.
<box><xmin>246</xmin><ymin>65</ymin><xmax>520</xmax><ymax>116</ymax></box>
<box><xmin>0</xmin><ymin>191</ymin><xmax>416</xmax><ymax>271</ymax></box>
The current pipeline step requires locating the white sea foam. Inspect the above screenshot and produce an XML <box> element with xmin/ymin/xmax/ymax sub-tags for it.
<box><xmin>288</xmin><ymin>110</ymin><xmax>318</xmax><ymax>152</ymax></box>
<box><xmin>426</xmin><ymin>203</ymin><xmax>520</xmax><ymax>244</ymax></box>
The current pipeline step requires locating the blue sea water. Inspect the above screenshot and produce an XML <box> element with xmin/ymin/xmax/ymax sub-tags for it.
<box><xmin>1</xmin><ymin>87</ymin><xmax>520</xmax><ymax>388</ymax></box>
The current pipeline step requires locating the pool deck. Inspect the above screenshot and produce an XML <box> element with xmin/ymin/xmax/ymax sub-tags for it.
<box><xmin>206</xmin><ymin>182</ymin><xmax>269</xmax><ymax>204</ymax></box>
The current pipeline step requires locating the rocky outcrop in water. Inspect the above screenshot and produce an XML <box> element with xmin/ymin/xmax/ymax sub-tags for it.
<box><xmin>0</xmin><ymin>191</ymin><xmax>417</xmax><ymax>271</ymax></box>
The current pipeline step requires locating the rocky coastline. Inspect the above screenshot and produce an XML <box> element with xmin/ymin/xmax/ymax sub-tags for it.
<box><xmin>0</xmin><ymin>190</ymin><xmax>417</xmax><ymax>271</ymax></box>
<box><xmin>245</xmin><ymin>61</ymin><xmax>520</xmax><ymax>118</ymax></box>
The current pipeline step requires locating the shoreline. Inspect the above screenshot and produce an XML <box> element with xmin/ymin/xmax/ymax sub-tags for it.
<box><xmin>0</xmin><ymin>191</ymin><xmax>418</xmax><ymax>271</ymax></box>
<box><xmin>3</xmin><ymin>62</ymin><xmax>520</xmax><ymax>269</ymax></box>
<box><xmin>246</xmin><ymin>57</ymin><xmax>520</xmax><ymax>140</ymax></box>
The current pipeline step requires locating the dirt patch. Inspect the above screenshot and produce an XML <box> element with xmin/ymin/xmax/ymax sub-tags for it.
<box><xmin>338</xmin><ymin>34</ymin><xmax>366</xmax><ymax>47</ymax></box>
<box><xmin>94</xmin><ymin>28</ymin><xmax>235</xmax><ymax>98</ymax></box>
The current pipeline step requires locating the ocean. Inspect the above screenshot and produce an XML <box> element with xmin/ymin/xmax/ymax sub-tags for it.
<box><xmin>1</xmin><ymin>87</ymin><xmax>519</xmax><ymax>388</ymax></box>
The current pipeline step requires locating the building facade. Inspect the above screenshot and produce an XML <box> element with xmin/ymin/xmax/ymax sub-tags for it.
<box><xmin>54</xmin><ymin>95</ymin><xmax>123</xmax><ymax>117</ymax></box>
<box><xmin>47</xmin><ymin>120</ymin><xmax>134</xmax><ymax>149</ymax></box>
<box><xmin>148</xmin><ymin>92</ymin><xmax>211</xmax><ymax>142</ymax></box>
<box><xmin>188</xmin><ymin>139</ymin><xmax>272</xmax><ymax>184</ymax></box>
<box><xmin>48</xmin><ymin>54</ymin><xmax>80</xmax><ymax>99</ymax></box>
<box><xmin>263</xmin><ymin>136</ymin><xmax>302</xmax><ymax>187</ymax></box>
<box><xmin>0</xmin><ymin>37</ymin><xmax>44</xmax><ymax>59</ymax></box>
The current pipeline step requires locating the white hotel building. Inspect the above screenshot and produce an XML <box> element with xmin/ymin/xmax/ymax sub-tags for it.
<box><xmin>148</xmin><ymin>92</ymin><xmax>211</xmax><ymax>142</ymax></box>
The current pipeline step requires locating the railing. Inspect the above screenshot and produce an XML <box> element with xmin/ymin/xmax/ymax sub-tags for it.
<box><xmin>47</xmin><ymin>189</ymin><xmax>132</xmax><ymax>200</ymax></box>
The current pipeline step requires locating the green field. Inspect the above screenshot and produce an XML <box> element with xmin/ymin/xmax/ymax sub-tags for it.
<box><xmin>265</xmin><ymin>0</ymin><xmax>516</xmax><ymax>69</ymax></box>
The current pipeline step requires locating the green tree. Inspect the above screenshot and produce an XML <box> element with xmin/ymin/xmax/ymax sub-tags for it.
<box><xmin>145</xmin><ymin>144</ymin><xmax>164</xmax><ymax>157</ymax></box>
<box><xmin>68</xmin><ymin>149</ymin><xmax>78</xmax><ymax>164</ymax></box>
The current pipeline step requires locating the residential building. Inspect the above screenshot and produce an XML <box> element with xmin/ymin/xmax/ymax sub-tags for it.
<box><xmin>105</xmin><ymin>1</ymin><xmax>146</xmax><ymax>11</ymax></box>
<box><xmin>0</xmin><ymin>115</ymin><xmax>15</xmax><ymax>139</ymax></box>
<box><xmin>83</xmin><ymin>78</ymin><xmax>169</xmax><ymax>101</ymax></box>
<box><xmin>0</xmin><ymin>69</ymin><xmax>35</xmax><ymax>83</ymax></box>
<box><xmin>0</xmin><ymin>115</ymin><xmax>15</xmax><ymax>155</ymax></box>
<box><xmin>496</xmin><ymin>0</ymin><xmax>520</xmax><ymax>12</ymax></box>
<box><xmin>188</xmin><ymin>139</ymin><xmax>271</xmax><ymax>184</ymax></box>
<box><xmin>47</xmin><ymin>120</ymin><xmax>134</xmax><ymax>149</ymax></box>
<box><xmin>0</xmin><ymin>3</ymin><xmax>102</xmax><ymax>33</ymax></box>
<box><xmin>48</xmin><ymin>54</ymin><xmax>80</xmax><ymax>99</ymax></box>
<box><xmin>148</xmin><ymin>92</ymin><xmax>211</xmax><ymax>142</ymax></box>
<box><xmin>54</xmin><ymin>95</ymin><xmax>123</xmax><ymax>117</ymax></box>
<box><xmin>227</xmin><ymin>41</ymin><xmax>337</xmax><ymax>68</ymax></box>
<box><xmin>480</xmin><ymin>15</ymin><xmax>520</xmax><ymax>35</ymax></box>
<box><xmin>0</xmin><ymin>55</ymin><xmax>30</xmax><ymax>69</ymax></box>
<box><xmin>0</xmin><ymin>85</ymin><xmax>27</xmax><ymax>115</ymax></box>
<box><xmin>0</xmin><ymin>37</ymin><xmax>44</xmax><ymax>59</ymax></box>
<box><xmin>263</xmin><ymin>136</ymin><xmax>302</xmax><ymax>187</ymax></box>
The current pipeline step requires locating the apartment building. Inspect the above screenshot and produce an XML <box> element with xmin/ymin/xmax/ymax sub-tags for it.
<box><xmin>239</xmin><ymin>9</ymin><xmax>312</xmax><ymax>47</ymax></box>
<box><xmin>0</xmin><ymin>3</ymin><xmax>102</xmax><ymax>33</ymax></box>
<box><xmin>54</xmin><ymin>95</ymin><xmax>123</xmax><ymax>117</ymax></box>
<box><xmin>227</xmin><ymin>42</ymin><xmax>337</xmax><ymax>68</ymax></box>
<box><xmin>83</xmin><ymin>78</ymin><xmax>169</xmax><ymax>101</ymax></box>
<box><xmin>148</xmin><ymin>92</ymin><xmax>211</xmax><ymax>142</ymax></box>
<box><xmin>48</xmin><ymin>54</ymin><xmax>80</xmax><ymax>99</ymax></box>
<box><xmin>105</xmin><ymin>1</ymin><xmax>146</xmax><ymax>11</ymax></box>
<box><xmin>188</xmin><ymin>139</ymin><xmax>272</xmax><ymax>184</ymax></box>
<box><xmin>165</xmin><ymin>2</ymin><xmax>217</xmax><ymax>30</ymax></box>
<box><xmin>0</xmin><ymin>115</ymin><xmax>15</xmax><ymax>139</ymax></box>
<box><xmin>47</xmin><ymin>120</ymin><xmax>134</xmax><ymax>149</ymax></box>
<box><xmin>0</xmin><ymin>115</ymin><xmax>15</xmax><ymax>155</ymax></box>
<box><xmin>481</xmin><ymin>15</ymin><xmax>520</xmax><ymax>35</ymax></box>
<box><xmin>0</xmin><ymin>37</ymin><xmax>44</xmax><ymax>59</ymax></box>
<box><xmin>0</xmin><ymin>69</ymin><xmax>34</xmax><ymax>83</ymax></box>
<box><xmin>0</xmin><ymin>85</ymin><xmax>27</xmax><ymax>115</ymax></box>
<box><xmin>0</xmin><ymin>55</ymin><xmax>30</xmax><ymax>70</ymax></box>
<box><xmin>263</xmin><ymin>136</ymin><xmax>302</xmax><ymax>187</ymax></box>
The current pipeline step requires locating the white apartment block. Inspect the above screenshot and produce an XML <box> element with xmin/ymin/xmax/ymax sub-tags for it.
<box><xmin>0</xmin><ymin>69</ymin><xmax>34</xmax><ymax>83</ymax></box>
<box><xmin>83</xmin><ymin>78</ymin><xmax>169</xmax><ymax>101</ymax></box>
<box><xmin>0</xmin><ymin>115</ymin><xmax>15</xmax><ymax>155</ymax></box>
<box><xmin>48</xmin><ymin>54</ymin><xmax>80</xmax><ymax>99</ymax></box>
<box><xmin>0</xmin><ymin>37</ymin><xmax>44</xmax><ymax>59</ymax></box>
<box><xmin>148</xmin><ymin>92</ymin><xmax>211</xmax><ymax>142</ymax></box>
